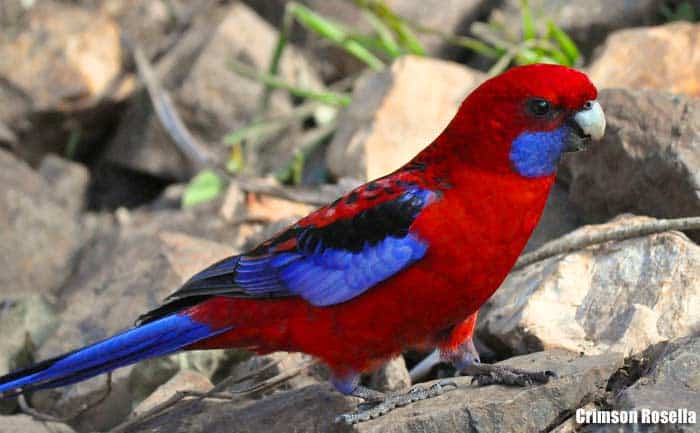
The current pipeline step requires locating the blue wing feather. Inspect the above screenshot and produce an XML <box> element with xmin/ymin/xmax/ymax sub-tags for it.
<box><xmin>159</xmin><ymin>188</ymin><xmax>436</xmax><ymax>309</ymax></box>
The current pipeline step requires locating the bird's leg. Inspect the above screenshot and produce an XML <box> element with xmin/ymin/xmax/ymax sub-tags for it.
<box><xmin>440</xmin><ymin>312</ymin><xmax>556</xmax><ymax>387</ymax></box>
<box><xmin>332</xmin><ymin>371</ymin><xmax>457</xmax><ymax>424</ymax></box>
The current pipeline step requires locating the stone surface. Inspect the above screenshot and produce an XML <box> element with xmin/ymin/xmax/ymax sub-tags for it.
<box><xmin>480</xmin><ymin>215</ymin><xmax>700</xmax><ymax>357</ymax></box>
<box><xmin>589</xmin><ymin>21</ymin><xmax>700</xmax><ymax>98</ymax></box>
<box><xmin>524</xmin><ymin>182</ymin><xmax>582</xmax><ymax>252</ymax></box>
<box><xmin>0</xmin><ymin>149</ymin><xmax>85</xmax><ymax>299</ymax></box>
<box><xmin>38</xmin><ymin>154</ymin><xmax>90</xmax><ymax>216</ymax></box>
<box><xmin>327</xmin><ymin>56</ymin><xmax>484</xmax><ymax>180</ymax></box>
<box><xmin>126</xmin><ymin>350</ymin><xmax>623</xmax><ymax>433</ymax></box>
<box><xmin>227</xmin><ymin>352</ymin><xmax>325</xmax><ymax>398</ymax></box>
<box><xmin>369</xmin><ymin>356</ymin><xmax>411</xmax><ymax>392</ymax></box>
<box><xmin>105</xmin><ymin>2</ymin><xmax>319</xmax><ymax>180</ymax></box>
<box><xmin>618</xmin><ymin>336</ymin><xmax>700</xmax><ymax>415</ymax></box>
<box><xmin>0</xmin><ymin>414</ymin><xmax>76</xmax><ymax>433</ymax></box>
<box><xmin>563</xmin><ymin>89</ymin><xmax>700</xmax><ymax>235</ymax></box>
<box><xmin>132</xmin><ymin>370</ymin><xmax>213</xmax><ymax>417</ymax></box>
<box><xmin>492</xmin><ymin>0</ymin><xmax>662</xmax><ymax>57</ymax></box>
<box><xmin>0</xmin><ymin>0</ymin><xmax>127</xmax><ymax>163</ymax></box>
<box><xmin>582</xmin><ymin>336</ymin><xmax>700</xmax><ymax>433</ymax></box>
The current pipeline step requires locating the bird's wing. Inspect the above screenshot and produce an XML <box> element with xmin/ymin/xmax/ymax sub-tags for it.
<box><xmin>139</xmin><ymin>178</ymin><xmax>439</xmax><ymax>323</ymax></box>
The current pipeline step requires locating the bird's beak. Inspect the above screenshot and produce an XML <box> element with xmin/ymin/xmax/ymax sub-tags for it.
<box><xmin>565</xmin><ymin>100</ymin><xmax>606</xmax><ymax>152</ymax></box>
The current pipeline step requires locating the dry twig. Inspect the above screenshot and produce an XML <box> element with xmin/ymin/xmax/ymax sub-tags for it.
<box><xmin>513</xmin><ymin>216</ymin><xmax>700</xmax><ymax>270</ymax></box>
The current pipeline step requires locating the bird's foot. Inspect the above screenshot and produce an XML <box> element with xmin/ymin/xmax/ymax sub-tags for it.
<box><xmin>335</xmin><ymin>380</ymin><xmax>458</xmax><ymax>425</ymax></box>
<box><xmin>461</xmin><ymin>363</ymin><xmax>557</xmax><ymax>387</ymax></box>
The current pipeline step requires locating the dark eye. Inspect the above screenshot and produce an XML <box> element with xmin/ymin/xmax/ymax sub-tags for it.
<box><xmin>527</xmin><ymin>98</ymin><xmax>551</xmax><ymax>117</ymax></box>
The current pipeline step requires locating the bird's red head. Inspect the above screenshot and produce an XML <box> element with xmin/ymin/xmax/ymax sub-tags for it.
<box><xmin>433</xmin><ymin>64</ymin><xmax>605</xmax><ymax>178</ymax></box>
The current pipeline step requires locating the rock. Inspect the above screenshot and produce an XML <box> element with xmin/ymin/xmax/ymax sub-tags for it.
<box><xmin>491</xmin><ymin>0</ymin><xmax>662</xmax><ymax>57</ymax></box>
<box><xmin>480</xmin><ymin>215</ymin><xmax>700</xmax><ymax>358</ymax></box>
<box><xmin>105</xmin><ymin>2</ymin><xmax>319</xmax><ymax>180</ymax></box>
<box><xmin>583</xmin><ymin>336</ymin><xmax>700</xmax><ymax>433</ymax></box>
<box><xmin>132</xmin><ymin>370</ymin><xmax>213</xmax><ymax>417</ymax></box>
<box><xmin>369</xmin><ymin>356</ymin><xmax>411</xmax><ymax>393</ymax></box>
<box><xmin>618</xmin><ymin>335</ymin><xmax>700</xmax><ymax>414</ymax></box>
<box><xmin>562</xmin><ymin>89</ymin><xmax>700</xmax><ymax>234</ymax></box>
<box><xmin>0</xmin><ymin>295</ymin><xmax>59</xmax><ymax>414</ymax></box>
<box><xmin>0</xmin><ymin>0</ymin><xmax>127</xmax><ymax>164</ymax></box>
<box><xmin>524</xmin><ymin>182</ymin><xmax>582</xmax><ymax>252</ymax></box>
<box><xmin>126</xmin><ymin>350</ymin><xmax>623</xmax><ymax>433</ymax></box>
<box><xmin>327</xmin><ymin>56</ymin><xmax>484</xmax><ymax>180</ymax></box>
<box><xmin>0</xmin><ymin>414</ymin><xmax>76</xmax><ymax>433</ymax></box>
<box><xmin>38</xmin><ymin>155</ymin><xmax>90</xmax><ymax>216</ymax></box>
<box><xmin>0</xmin><ymin>149</ymin><xmax>85</xmax><ymax>299</ymax></box>
<box><xmin>226</xmin><ymin>352</ymin><xmax>325</xmax><ymax>397</ymax></box>
<box><xmin>589</xmin><ymin>22</ymin><xmax>700</xmax><ymax>98</ymax></box>
<box><xmin>27</xmin><ymin>225</ymin><xmax>244</xmax><ymax>432</ymax></box>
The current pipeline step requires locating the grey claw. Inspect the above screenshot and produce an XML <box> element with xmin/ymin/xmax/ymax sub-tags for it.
<box><xmin>335</xmin><ymin>381</ymin><xmax>459</xmax><ymax>424</ymax></box>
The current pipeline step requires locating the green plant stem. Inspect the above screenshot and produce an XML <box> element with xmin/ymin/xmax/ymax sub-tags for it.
<box><xmin>231</xmin><ymin>59</ymin><xmax>352</xmax><ymax>107</ymax></box>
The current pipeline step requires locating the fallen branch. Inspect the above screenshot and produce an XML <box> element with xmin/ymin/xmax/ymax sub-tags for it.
<box><xmin>513</xmin><ymin>216</ymin><xmax>700</xmax><ymax>270</ymax></box>
<box><xmin>126</xmin><ymin>38</ymin><xmax>216</xmax><ymax>169</ymax></box>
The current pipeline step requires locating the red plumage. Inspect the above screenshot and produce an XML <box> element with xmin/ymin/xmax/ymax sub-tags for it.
<box><xmin>185</xmin><ymin>64</ymin><xmax>598</xmax><ymax>377</ymax></box>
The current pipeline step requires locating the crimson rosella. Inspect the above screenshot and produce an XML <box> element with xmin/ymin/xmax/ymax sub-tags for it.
<box><xmin>0</xmin><ymin>64</ymin><xmax>605</xmax><ymax>423</ymax></box>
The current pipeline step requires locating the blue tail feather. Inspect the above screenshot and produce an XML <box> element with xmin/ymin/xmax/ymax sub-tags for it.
<box><xmin>0</xmin><ymin>314</ymin><xmax>229</xmax><ymax>397</ymax></box>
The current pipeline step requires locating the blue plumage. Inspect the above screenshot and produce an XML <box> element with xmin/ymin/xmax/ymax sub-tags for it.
<box><xmin>0</xmin><ymin>314</ymin><xmax>230</xmax><ymax>397</ymax></box>
<box><xmin>509</xmin><ymin>126</ymin><xmax>570</xmax><ymax>177</ymax></box>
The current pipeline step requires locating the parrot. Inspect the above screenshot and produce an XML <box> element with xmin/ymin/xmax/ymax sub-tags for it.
<box><xmin>0</xmin><ymin>64</ymin><xmax>605</xmax><ymax>423</ymax></box>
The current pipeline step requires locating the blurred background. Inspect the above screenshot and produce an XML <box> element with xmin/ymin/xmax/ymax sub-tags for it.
<box><xmin>0</xmin><ymin>1</ymin><xmax>699</xmax><ymax>432</ymax></box>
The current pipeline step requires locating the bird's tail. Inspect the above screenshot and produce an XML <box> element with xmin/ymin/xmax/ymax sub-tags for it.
<box><xmin>0</xmin><ymin>313</ymin><xmax>230</xmax><ymax>398</ymax></box>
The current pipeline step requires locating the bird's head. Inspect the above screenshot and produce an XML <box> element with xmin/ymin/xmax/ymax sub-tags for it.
<box><xmin>442</xmin><ymin>64</ymin><xmax>605</xmax><ymax>178</ymax></box>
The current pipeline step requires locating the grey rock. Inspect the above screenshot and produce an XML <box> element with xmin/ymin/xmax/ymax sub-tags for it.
<box><xmin>38</xmin><ymin>155</ymin><xmax>90</xmax><ymax>216</ymax></box>
<box><xmin>524</xmin><ymin>182</ymin><xmax>582</xmax><ymax>252</ymax></box>
<box><xmin>226</xmin><ymin>352</ymin><xmax>326</xmax><ymax>398</ymax></box>
<box><xmin>0</xmin><ymin>149</ymin><xmax>84</xmax><ymax>298</ymax></box>
<box><xmin>618</xmin><ymin>335</ymin><xmax>700</xmax><ymax>416</ymax></box>
<box><xmin>370</xmin><ymin>356</ymin><xmax>411</xmax><ymax>393</ymax></box>
<box><xmin>132</xmin><ymin>369</ymin><xmax>213</xmax><ymax>417</ymax></box>
<box><xmin>481</xmin><ymin>215</ymin><xmax>700</xmax><ymax>357</ymax></box>
<box><xmin>0</xmin><ymin>414</ymin><xmax>76</xmax><ymax>433</ymax></box>
<box><xmin>126</xmin><ymin>350</ymin><xmax>623</xmax><ymax>433</ymax></box>
<box><xmin>586</xmin><ymin>336</ymin><xmax>700</xmax><ymax>433</ymax></box>
<box><xmin>563</xmin><ymin>89</ymin><xmax>700</xmax><ymax>239</ymax></box>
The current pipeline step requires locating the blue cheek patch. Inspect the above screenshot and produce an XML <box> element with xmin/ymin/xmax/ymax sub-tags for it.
<box><xmin>509</xmin><ymin>127</ymin><xmax>569</xmax><ymax>177</ymax></box>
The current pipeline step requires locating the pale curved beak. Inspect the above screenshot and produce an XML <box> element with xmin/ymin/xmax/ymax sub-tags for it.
<box><xmin>574</xmin><ymin>100</ymin><xmax>606</xmax><ymax>141</ymax></box>
<box><xmin>564</xmin><ymin>100</ymin><xmax>605</xmax><ymax>152</ymax></box>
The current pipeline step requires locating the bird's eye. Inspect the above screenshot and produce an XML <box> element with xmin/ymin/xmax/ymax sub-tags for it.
<box><xmin>527</xmin><ymin>98</ymin><xmax>551</xmax><ymax>117</ymax></box>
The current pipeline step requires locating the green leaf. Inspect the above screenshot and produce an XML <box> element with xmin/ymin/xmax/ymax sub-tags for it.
<box><xmin>182</xmin><ymin>170</ymin><xmax>225</xmax><ymax>208</ymax></box>
<box><xmin>362</xmin><ymin>10</ymin><xmax>402</xmax><ymax>59</ymax></box>
<box><xmin>547</xmin><ymin>20</ymin><xmax>580</xmax><ymax>64</ymax></box>
<box><xmin>520</xmin><ymin>0</ymin><xmax>537</xmax><ymax>41</ymax></box>
<box><xmin>288</xmin><ymin>2</ymin><xmax>385</xmax><ymax>70</ymax></box>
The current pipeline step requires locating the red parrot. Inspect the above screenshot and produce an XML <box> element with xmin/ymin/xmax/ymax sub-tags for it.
<box><xmin>0</xmin><ymin>64</ymin><xmax>605</xmax><ymax>423</ymax></box>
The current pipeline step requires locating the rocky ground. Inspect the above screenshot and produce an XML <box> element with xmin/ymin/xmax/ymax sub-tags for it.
<box><xmin>0</xmin><ymin>1</ymin><xmax>699</xmax><ymax>432</ymax></box>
